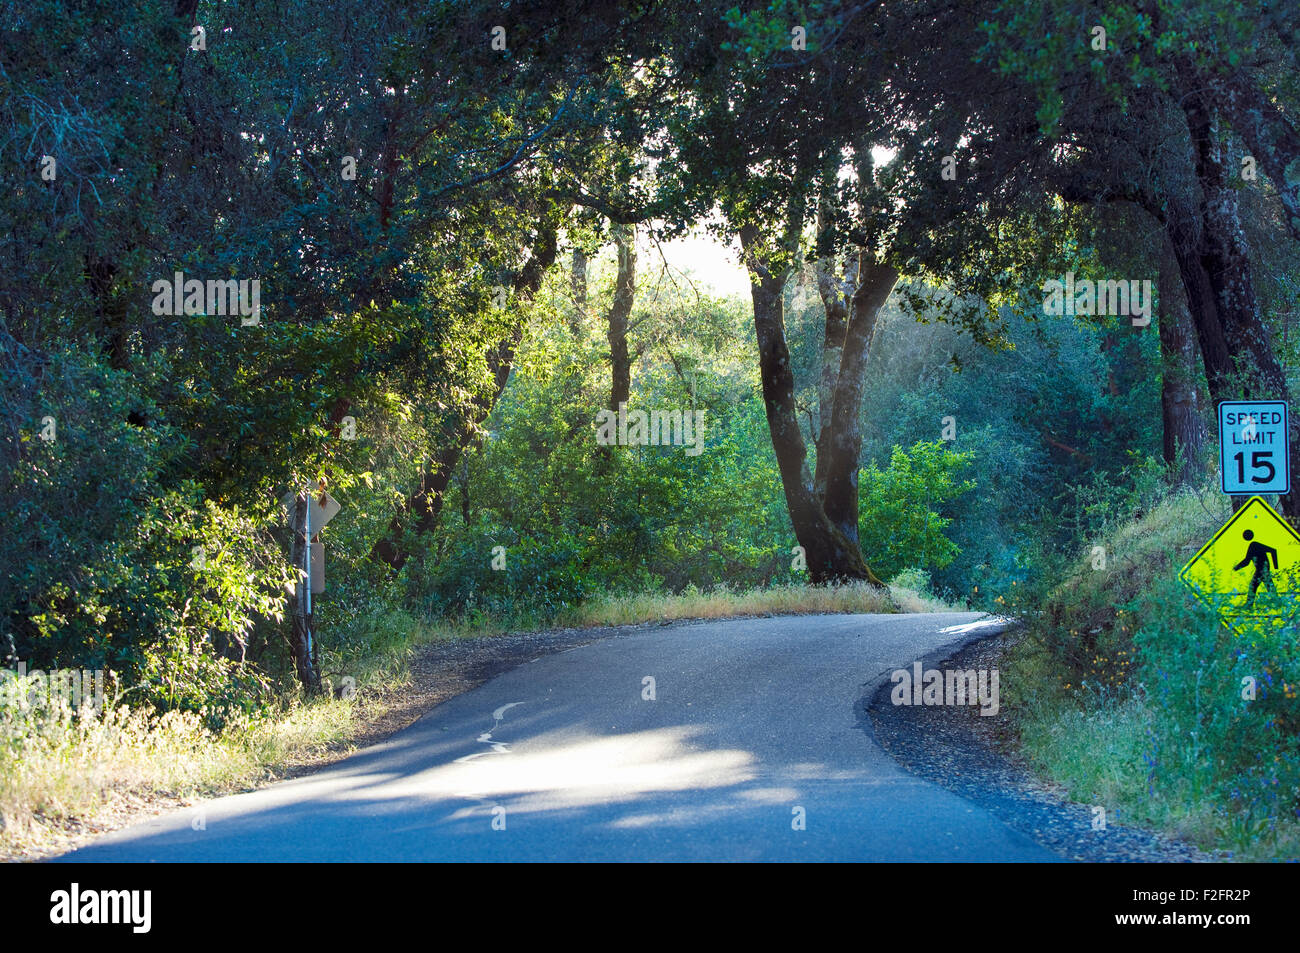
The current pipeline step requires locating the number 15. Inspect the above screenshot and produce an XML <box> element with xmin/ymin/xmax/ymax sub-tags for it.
<box><xmin>1234</xmin><ymin>451</ymin><xmax>1277</xmax><ymax>484</ymax></box>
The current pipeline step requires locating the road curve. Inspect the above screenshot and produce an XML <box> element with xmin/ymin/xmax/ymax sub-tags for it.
<box><xmin>56</xmin><ymin>612</ymin><xmax>1061</xmax><ymax>862</ymax></box>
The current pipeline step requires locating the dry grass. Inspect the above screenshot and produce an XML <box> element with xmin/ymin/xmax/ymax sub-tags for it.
<box><xmin>555</xmin><ymin>581</ymin><xmax>906</xmax><ymax>627</ymax></box>
<box><xmin>0</xmin><ymin>675</ymin><xmax>396</xmax><ymax>861</ymax></box>
<box><xmin>889</xmin><ymin>583</ymin><xmax>962</xmax><ymax>613</ymax></box>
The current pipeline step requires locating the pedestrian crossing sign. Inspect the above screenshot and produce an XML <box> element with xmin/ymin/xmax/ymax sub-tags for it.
<box><xmin>1179</xmin><ymin>496</ymin><xmax>1300</xmax><ymax>639</ymax></box>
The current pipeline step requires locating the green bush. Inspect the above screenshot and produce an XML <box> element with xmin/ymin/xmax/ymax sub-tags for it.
<box><xmin>858</xmin><ymin>440</ymin><xmax>976</xmax><ymax>581</ymax></box>
<box><xmin>1</xmin><ymin>347</ymin><xmax>293</xmax><ymax>723</ymax></box>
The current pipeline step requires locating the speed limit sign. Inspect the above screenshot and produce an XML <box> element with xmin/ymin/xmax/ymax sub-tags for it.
<box><xmin>1219</xmin><ymin>401</ymin><xmax>1290</xmax><ymax>495</ymax></box>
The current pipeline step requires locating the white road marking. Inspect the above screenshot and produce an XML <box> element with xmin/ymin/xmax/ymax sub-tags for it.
<box><xmin>453</xmin><ymin>701</ymin><xmax>526</xmax><ymax>763</ymax></box>
<box><xmin>493</xmin><ymin>702</ymin><xmax>524</xmax><ymax>720</ymax></box>
<box><xmin>938</xmin><ymin>617</ymin><xmax>1009</xmax><ymax>636</ymax></box>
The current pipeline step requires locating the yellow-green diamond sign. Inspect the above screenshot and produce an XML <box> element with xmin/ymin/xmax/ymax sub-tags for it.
<box><xmin>1179</xmin><ymin>496</ymin><xmax>1300</xmax><ymax>638</ymax></box>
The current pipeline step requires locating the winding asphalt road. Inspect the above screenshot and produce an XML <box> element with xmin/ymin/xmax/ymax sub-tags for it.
<box><xmin>57</xmin><ymin>612</ymin><xmax>1062</xmax><ymax>862</ymax></box>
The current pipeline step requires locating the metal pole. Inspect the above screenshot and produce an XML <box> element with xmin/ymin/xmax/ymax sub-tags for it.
<box><xmin>304</xmin><ymin>490</ymin><xmax>312</xmax><ymax>657</ymax></box>
<box><xmin>305</xmin><ymin>492</ymin><xmax>312</xmax><ymax>616</ymax></box>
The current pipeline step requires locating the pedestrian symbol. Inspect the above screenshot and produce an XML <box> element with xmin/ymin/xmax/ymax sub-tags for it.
<box><xmin>1179</xmin><ymin>496</ymin><xmax>1300</xmax><ymax>639</ymax></box>
<box><xmin>1234</xmin><ymin>530</ymin><xmax>1277</xmax><ymax>608</ymax></box>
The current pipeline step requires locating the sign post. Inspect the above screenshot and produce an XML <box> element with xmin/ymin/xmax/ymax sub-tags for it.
<box><xmin>281</xmin><ymin>485</ymin><xmax>340</xmax><ymax>694</ymax></box>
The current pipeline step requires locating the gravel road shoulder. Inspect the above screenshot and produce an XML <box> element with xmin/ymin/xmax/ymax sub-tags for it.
<box><xmin>865</xmin><ymin>627</ymin><xmax>1223</xmax><ymax>862</ymax></box>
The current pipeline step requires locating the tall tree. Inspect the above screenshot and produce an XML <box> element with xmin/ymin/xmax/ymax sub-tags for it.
<box><xmin>740</xmin><ymin>216</ymin><xmax>884</xmax><ymax>584</ymax></box>
<box><xmin>606</xmin><ymin>223</ymin><xmax>638</xmax><ymax>411</ymax></box>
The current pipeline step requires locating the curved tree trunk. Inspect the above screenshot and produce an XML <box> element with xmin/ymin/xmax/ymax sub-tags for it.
<box><xmin>821</xmin><ymin>256</ymin><xmax>898</xmax><ymax>545</ymax></box>
<box><xmin>1214</xmin><ymin>68</ymin><xmax>1300</xmax><ymax>244</ymax></box>
<box><xmin>812</xmin><ymin>251</ymin><xmax>854</xmax><ymax>499</ymax></box>
<box><xmin>740</xmin><ymin>224</ymin><xmax>884</xmax><ymax>587</ymax></box>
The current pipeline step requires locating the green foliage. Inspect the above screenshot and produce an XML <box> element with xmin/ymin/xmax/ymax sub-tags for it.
<box><xmin>979</xmin><ymin>0</ymin><xmax>1271</xmax><ymax>132</ymax></box>
<box><xmin>847</xmin><ymin>296</ymin><xmax>1164</xmax><ymax>600</ymax></box>
<box><xmin>858</xmin><ymin>441</ymin><xmax>976</xmax><ymax>581</ymax></box>
<box><xmin>0</xmin><ymin>0</ymin><xmax>627</xmax><ymax>710</ymax></box>
<box><xmin>0</xmin><ymin>346</ymin><xmax>292</xmax><ymax>721</ymax></box>
<box><xmin>403</xmin><ymin>260</ymin><xmax>799</xmax><ymax>623</ymax></box>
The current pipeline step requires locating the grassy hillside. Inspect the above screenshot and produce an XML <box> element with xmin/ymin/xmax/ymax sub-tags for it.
<box><xmin>1002</xmin><ymin>490</ymin><xmax>1300</xmax><ymax>860</ymax></box>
